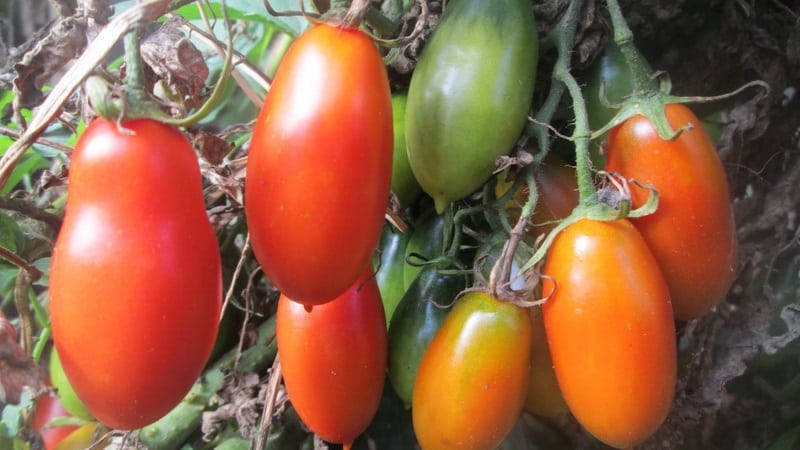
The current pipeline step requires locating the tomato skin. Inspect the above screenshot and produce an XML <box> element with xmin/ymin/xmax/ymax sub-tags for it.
<box><xmin>246</xmin><ymin>23</ymin><xmax>393</xmax><ymax>303</ymax></box>
<box><xmin>405</xmin><ymin>0</ymin><xmax>538</xmax><ymax>213</ymax></box>
<box><xmin>542</xmin><ymin>218</ymin><xmax>676</xmax><ymax>449</ymax></box>
<box><xmin>50</xmin><ymin>118</ymin><xmax>222</xmax><ymax>430</ymax></box>
<box><xmin>276</xmin><ymin>271</ymin><xmax>387</xmax><ymax>446</ymax></box>
<box><xmin>412</xmin><ymin>291</ymin><xmax>532</xmax><ymax>450</ymax></box>
<box><xmin>605</xmin><ymin>103</ymin><xmax>737</xmax><ymax>320</ymax></box>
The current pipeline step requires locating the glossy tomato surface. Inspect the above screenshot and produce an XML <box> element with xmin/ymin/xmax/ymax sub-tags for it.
<box><xmin>405</xmin><ymin>0</ymin><xmax>538</xmax><ymax>212</ymax></box>
<box><xmin>542</xmin><ymin>218</ymin><xmax>676</xmax><ymax>449</ymax></box>
<box><xmin>605</xmin><ymin>103</ymin><xmax>737</xmax><ymax>320</ymax></box>
<box><xmin>412</xmin><ymin>290</ymin><xmax>532</xmax><ymax>450</ymax></box>
<box><xmin>50</xmin><ymin>118</ymin><xmax>222</xmax><ymax>430</ymax></box>
<box><xmin>276</xmin><ymin>271</ymin><xmax>387</xmax><ymax>446</ymax></box>
<box><xmin>246</xmin><ymin>23</ymin><xmax>393</xmax><ymax>303</ymax></box>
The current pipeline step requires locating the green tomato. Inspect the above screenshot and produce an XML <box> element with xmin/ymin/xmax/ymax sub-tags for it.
<box><xmin>390</xmin><ymin>92</ymin><xmax>422</xmax><ymax>208</ymax></box>
<box><xmin>405</xmin><ymin>0</ymin><xmax>538</xmax><ymax>213</ymax></box>
<box><xmin>373</xmin><ymin>225</ymin><xmax>412</xmax><ymax>324</ymax></box>
<box><xmin>387</xmin><ymin>264</ymin><xmax>469</xmax><ymax>409</ymax></box>
<box><xmin>49</xmin><ymin>348</ymin><xmax>93</xmax><ymax>421</ymax></box>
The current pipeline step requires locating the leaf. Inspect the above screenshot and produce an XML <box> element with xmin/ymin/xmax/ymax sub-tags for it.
<box><xmin>0</xmin><ymin>390</ymin><xmax>35</xmax><ymax>439</ymax></box>
<box><xmin>0</xmin><ymin>213</ymin><xmax>24</xmax><ymax>253</ymax></box>
<box><xmin>769</xmin><ymin>424</ymin><xmax>800</xmax><ymax>450</ymax></box>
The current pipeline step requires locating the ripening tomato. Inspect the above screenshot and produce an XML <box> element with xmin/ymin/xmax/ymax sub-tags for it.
<box><xmin>605</xmin><ymin>103</ymin><xmax>737</xmax><ymax>320</ymax></box>
<box><xmin>412</xmin><ymin>290</ymin><xmax>532</xmax><ymax>450</ymax></box>
<box><xmin>497</xmin><ymin>155</ymin><xmax>579</xmax><ymax>238</ymax></box>
<box><xmin>405</xmin><ymin>0</ymin><xmax>538</xmax><ymax>213</ymax></box>
<box><xmin>31</xmin><ymin>390</ymin><xmax>79</xmax><ymax>450</ymax></box>
<box><xmin>524</xmin><ymin>307</ymin><xmax>569</xmax><ymax>424</ymax></box>
<box><xmin>50</xmin><ymin>118</ymin><xmax>222</xmax><ymax>430</ymax></box>
<box><xmin>277</xmin><ymin>270</ymin><xmax>387</xmax><ymax>447</ymax></box>
<box><xmin>542</xmin><ymin>218</ymin><xmax>676</xmax><ymax>449</ymax></box>
<box><xmin>246</xmin><ymin>23</ymin><xmax>393</xmax><ymax>304</ymax></box>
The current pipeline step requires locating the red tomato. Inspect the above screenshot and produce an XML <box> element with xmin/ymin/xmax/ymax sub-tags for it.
<box><xmin>412</xmin><ymin>290</ymin><xmax>532</xmax><ymax>450</ymax></box>
<box><xmin>50</xmin><ymin>118</ymin><xmax>222</xmax><ymax>430</ymax></box>
<box><xmin>245</xmin><ymin>23</ymin><xmax>393</xmax><ymax>304</ymax></box>
<box><xmin>605</xmin><ymin>103</ymin><xmax>737</xmax><ymax>320</ymax></box>
<box><xmin>542</xmin><ymin>218</ymin><xmax>676</xmax><ymax>449</ymax></box>
<box><xmin>31</xmin><ymin>392</ymin><xmax>79</xmax><ymax>450</ymax></box>
<box><xmin>276</xmin><ymin>270</ymin><xmax>387</xmax><ymax>447</ymax></box>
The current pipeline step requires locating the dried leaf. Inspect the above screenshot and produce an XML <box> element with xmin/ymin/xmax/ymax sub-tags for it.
<box><xmin>12</xmin><ymin>15</ymin><xmax>87</xmax><ymax>109</ymax></box>
<box><xmin>141</xmin><ymin>20</ymin><xmax>209</xmax><ymax>109</ymax></box>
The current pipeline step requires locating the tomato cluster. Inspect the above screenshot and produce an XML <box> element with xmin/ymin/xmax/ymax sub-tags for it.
<box><xmin>39</xmin><ymin>0</ymin><xmax>738</xmax><ymax>447</ymax></box>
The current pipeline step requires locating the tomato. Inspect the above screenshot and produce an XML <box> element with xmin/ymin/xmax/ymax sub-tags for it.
<box><xmin>523</xmin><ymin>307</ymin><xmax>569</xmax><ymax>424</ymax></box>
<box><xmin>605</xmin><ymin>103</ymin><xmax>737</xmax><ymax>320</ymax></box>
<box><xmin>245</xmin><ymin>23</ymin><xmax>393</xmax><ymax>303</ymax></box>
<box><xmin>497</xmin><ymin>155</ymin><xmax>579</xmax><ymax>238</ymax></box>
<box><xmin>412</xmin><ymin>290</ymin><xmax>532</xmax><ymax>450</ymax></box>
<box><xmin>541</xmin><ymin>218</ymin><xmax>676</xmax><ymax>449</ymax></box>
<box><xmin>405</xmin><ymin>0</ymin><xmax>538</xmax><ymax>213</ymax></box>
<box><xmin>49</xmin><ymin>118</ymin><xmax>222</xmax><ymax>430</ymax></box>
<box><xmin>387</xmin><ymin>264</ymin><xmax>468</xmax><ymax>408</ymax></box>
<box><xmin>390</xmin><ymin>92</ymin><xmax>422</xmax><ymax>207</ymax></box>
<box><xmin>31</xmin><ymin>391</ymin><xmax>79</xmax><ymax>450</ymax></box>
<box><xmin>49</xmin><ymin>349</ymin><xmax>92</xmax><ymax>421</ymax></box>
<box><xmin>276</xmin><ymin>270</ymin><xmax>387</xmax><ymax>447</ymax></box>
<box><xmin>403</xmin><ymin>210</ymin><xmax>447</xmax><ymax>290</ymax></box>
<box><xmin>374</xmin><ymin>225</ymin><xmax>412</xmax><ymax>324</ymax></box>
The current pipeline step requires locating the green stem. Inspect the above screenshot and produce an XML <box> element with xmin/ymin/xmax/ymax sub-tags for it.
<box><xmin>123</xmin><ymin>28</ymin><xmax>150</xmax><ymax>109</ymax></box>
<box><xmin>604</xmin><ymin>0</ymin><xmax>658</xmax><ymax>97</ymax></box>
<box><xmin>559</xmin><ymin>72</ymin><xmax>595</xmax><ymax>205</ymax></box>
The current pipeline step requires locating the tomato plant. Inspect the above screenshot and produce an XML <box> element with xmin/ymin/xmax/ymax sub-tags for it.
<box><xmin>276</xmin><ymin>270</ymin><xmax>387</xmax><ymax>447</ymax></box>
<box><xmin>542</xmin><ymin>218</ymin><xmax>676</xmax><ymax>449</ymax></box>
<box><xmin>405</xmin><ymin>0</ymin><xmax>538</xmax><ymax>213</ymax></box>
<box><xmin>49</xmin><ymin>118</ymin><xmax>222</xmax><ymax>430</ymax></box>
<box><xmin>605</xmin><ymin>103</ymin><xmax>737</xmax><ymax>320</ymax></box>
<box><xmin>387</xmin><ymin>263</ymin><xmax>468</xmax><ymax>408</ymax></box>
<box><xmin>245</xmin><ymin>23</ymin><xmax>393</xmax><ymax>304</ymax></box>
<box><xmin>412</xmin><ymin>290</ymin><xmax>532</xmax><ymax>450</ymax></box>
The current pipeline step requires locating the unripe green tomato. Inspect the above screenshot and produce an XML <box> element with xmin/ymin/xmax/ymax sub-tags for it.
<box><xmin>390</xmin><ymin>92</ymin><xmax>422</xmax><ymax>208</ymax></box>
<box><xmin>49</xmin><ymin>349</ymin><xmax>93</xmax><ymax>421</ymax></box>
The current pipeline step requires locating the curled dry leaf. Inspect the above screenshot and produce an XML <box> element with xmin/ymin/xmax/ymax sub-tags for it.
<box><xmin>12</xmin><ymin>15</ymin><xmax>88</xmax><ymax>109</ymax></box>
<box><xmin>141</xmin><ymin>20</ymin><xmax>209</xmax><ymax>110</ymax></box>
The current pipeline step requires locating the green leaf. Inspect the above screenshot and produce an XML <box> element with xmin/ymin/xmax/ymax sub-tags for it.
<box><xmin>0</xmin><ymin>212</ymin><xmax>24</xmax><ymax>253</ymax></box>
<box><xmin>0</xmin><ymin>391</ymin><xmax>35</xmax><ymax>439</ymax></box>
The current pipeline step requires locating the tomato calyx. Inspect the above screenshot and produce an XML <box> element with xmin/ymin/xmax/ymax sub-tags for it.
<box><xmin>87</xmin><ymin>15</ymin><xmax>236</xmax><ymax>128</ymax></box>
<box><xmin>595</xmin><ymin>0</ymin><xmax>769</xmax><ymax>142</ymax></box>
